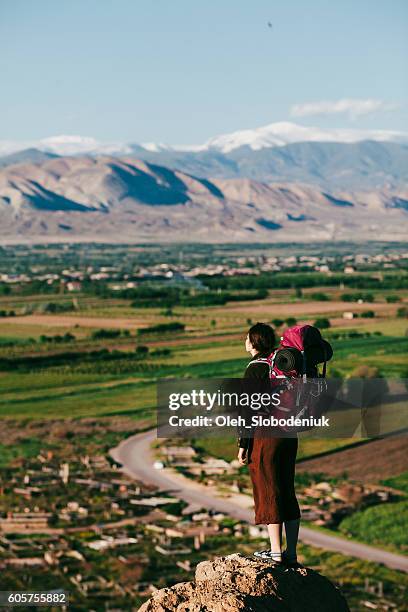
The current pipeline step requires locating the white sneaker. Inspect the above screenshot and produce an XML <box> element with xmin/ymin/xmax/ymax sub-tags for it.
<box><xmin>253</xmin><ymin>550</ymin><xmax>283</xmax><ymax>563</ymax></box>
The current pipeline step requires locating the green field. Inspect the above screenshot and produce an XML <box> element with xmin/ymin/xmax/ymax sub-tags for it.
<box><xmin>339</xmin><ymin>499</ymin><xmax>408</xmax><ymax>554</ymax></box>
<box><xmin>0</xmin><ymin>283</ymin><xmax>407</xmax><ymax>420</ymax></box>
<box><xmin>1</xmin><ymin>277</ymin><xmax>406</xmax><ymax>476</ymax></box>
<box><xmin>0</xmin><ymin>250</ymin><xmax>406</xmax><ymax>536</ymax></box>
<box><xmin>0</xmin><ymin>244</ymin><xmax>407</xmax><ymax>612</ymax></box>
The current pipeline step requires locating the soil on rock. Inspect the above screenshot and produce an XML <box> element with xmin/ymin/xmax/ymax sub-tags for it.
<box><xmin>138</xmin><ymin>553</ymin><xmax>350</xmax><ymax>611</ymax></box>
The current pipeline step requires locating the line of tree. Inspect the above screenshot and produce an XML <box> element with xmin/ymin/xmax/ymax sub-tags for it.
<box><xmin>91</xmin><ymin>329</ymin><xmax>130</xmax><ymax>339</ymax></box>
<box><xmin>40</xmin><ymin>333</ymin><xmax>76</xmax><ymax>343</ymax></box>
<box><xmin>329</xmin><ymin>330</ymin><xmax>382</xmax><ymax>340</ymax></box>
<box><xmin>341</xmin><ymin>292</ymin><xmax>375</xmax><ymax>303</ymax></box>
<box><xmin>127</xmin><ymin>288</ymin><xmax>268</xmax><ymax>308</ymax></box>
<box><xmin>138</xmin><ymin>322</ymin><xmax>185</xmax><ymax>335</ymax></box>
<box><xmin>0</xmin><ymin>346</ymin><xmax>164</xmax><ymax>372</ymax></box>
<box><xmin>198</xmin><ymin>272</ymin><xmax>408</xmax><ymax>291</ymax></box>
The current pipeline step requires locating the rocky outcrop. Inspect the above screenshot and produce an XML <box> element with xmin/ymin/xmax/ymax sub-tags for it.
<box><xmin>138</xmin><ymin>553</ymin><xmax>350</xmax><ymax>611</ymax></box>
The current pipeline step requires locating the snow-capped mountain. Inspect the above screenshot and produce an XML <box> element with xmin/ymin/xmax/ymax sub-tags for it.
<box><xmin>0</xmin><ymin>135</ymin><xmax>132</xmax><ymax>157</ymax></box>
<box><xmin>1</xmin><ymin>121</ymin><xmax>407</xmax><ymax>157</ymax></box>
<box><xmin>199</xmin><ymin>121</ymin><xmax>408</xmax><ymax>153</ymax></box>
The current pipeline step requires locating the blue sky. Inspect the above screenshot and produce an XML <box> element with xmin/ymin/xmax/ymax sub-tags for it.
<box><xmin>1</xmin><ymin>0</ymin><xmax>407</xmax><ymax>144</ymax></box>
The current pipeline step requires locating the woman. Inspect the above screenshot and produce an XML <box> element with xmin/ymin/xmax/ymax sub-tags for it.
<box><xmin>237</xmin><ymin>322</ymin><xmax>301</xmax><ymax>565</ymax></box>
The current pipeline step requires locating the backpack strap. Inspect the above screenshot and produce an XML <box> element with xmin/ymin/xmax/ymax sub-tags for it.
<box><xmin>301</xmin><ymin>350</ymin><xmax>307</xmax><ymax>382</ymax></box>
<box><xmin>270</xmin><ymin>350</ymin><xmax>292</xmax><ymax>380</ymax></box>
<box><xmin>247</xmin><ymin>356</ymin><xmax>271</xmax><ymax>376</ymax></box>
<box><xmin>247</xmin><ymin>357</ymin><xmax>270</xmax><ymax>367</ymax></box>
<box><xmin>248</xmin><ymin>352</ymin><xmax>277</xmax><ymax>379</ymax></box>
<box><xmin>321</xmin><ymin>344</ymin><xmax>327</xmax><ymax>378</ymax></box>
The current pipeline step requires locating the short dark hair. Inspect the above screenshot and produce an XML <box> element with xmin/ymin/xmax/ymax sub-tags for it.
<box><xmin>248</xmin><ymin>322</ymin><xmax>275</xmax><ymax>354</ymax></box>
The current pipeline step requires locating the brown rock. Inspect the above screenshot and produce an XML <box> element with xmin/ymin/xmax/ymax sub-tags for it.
<box><xmin>138</xmin><ymin>553</ymin><xmax>350</xmax><ymax>611</ymax></box>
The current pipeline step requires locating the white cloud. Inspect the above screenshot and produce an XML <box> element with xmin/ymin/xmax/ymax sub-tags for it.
<box><xmin>290</xmin><ymin>99</ymin><xmax>399</xmax><ymax>120</ymax></box>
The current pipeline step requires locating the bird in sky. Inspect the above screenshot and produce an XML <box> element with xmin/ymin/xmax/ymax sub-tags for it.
<box><xmin>267</xmin><ymin>21</ymin><xmax>273</xmax><ymax>28</ymax></box>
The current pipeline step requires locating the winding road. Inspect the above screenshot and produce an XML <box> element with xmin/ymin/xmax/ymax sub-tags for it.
<box><xmin>110</xmin><ymin>429</ymin><xmax>408</xmax><ymax>573</ymax></box>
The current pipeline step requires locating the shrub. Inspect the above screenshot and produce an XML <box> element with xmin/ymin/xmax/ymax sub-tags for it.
<box><xmin>310</xmin><ymin>292</ymin><xmax>330</xmax><ymax>301</ymax></box>
<box><xmin>138</xmin><ymin>322</ymin><xmax>185</xmax><ymax>335</ymax></box>
<box><xmin>341</xmin><ymin>293</ymin><xmax>374</xmax><ymax>303</ymax></box>
<box><xmin>42</xmin><ymin>302</ymin><xmax>74</xmax><ymax>313</ymax></box>
<box><xmin>135</xmin><ymin>345</ymin><xmax>149</xmax><ymax>355</ymax></box>
<box><xmin>151</xmin><ymin>348</ymin><xmax>171</xmax><ymax>357</ymax></box>
<box><xmin>39</xmin><ymin>333</ymin><xmax>75</xmax><ymax>343</ymax></box>
<box><xmin>91</xmin><ymin>329</ymin><xmax>122</xmax><ymax>340</ymax></box>
<box><xmin>348</xmin><ymin>330</ymin><xmax>363</xmax><ymax>338</ymax></box>
<box><xmin>360</xmin><ymin>310</ymin><xmax>375</xmax><ymax>318</ymax></box>
<box><xmin>272</xmin><ymin>318</ymin><xmax>284</xmax><ymax>327</ymax></box>
<box><xmin>386</xmin><ymin>295</ymin><xmax>401</xmax><ymax>303</ymax></box>
<box><xmin>285</xmin><ymin>317</ymin><xmax>297</xmax><ymax>326</ymax></box>
<box><xmin>313</xmin><ymin>318</ymin><xmax>331</xmax><ymax>329</ymax></box>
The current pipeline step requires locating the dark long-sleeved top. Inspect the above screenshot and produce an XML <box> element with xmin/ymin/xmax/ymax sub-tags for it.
<box><xmin>238</xmin><ymin>352</ymin><xmax>270</xmax><ymax>451</ymax></box>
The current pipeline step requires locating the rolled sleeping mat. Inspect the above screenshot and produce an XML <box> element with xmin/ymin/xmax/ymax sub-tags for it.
<box><xmin>274</xmin><ymin>347</ymin><xmax>303</xmax><ymax>373</ymax></box>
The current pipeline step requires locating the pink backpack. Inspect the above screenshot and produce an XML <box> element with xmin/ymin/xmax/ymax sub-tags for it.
<box><xmin>250</xmin><ymin>324</ymin><xmax>333</xmax><ymax>431</ymax></box>
<box><xmin>251</xmin><ymin>324</ymin><xmax>333</xmax><ymax>380</ymax></box>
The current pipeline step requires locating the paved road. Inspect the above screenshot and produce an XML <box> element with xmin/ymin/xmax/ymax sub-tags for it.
<box><xmin>110</xmin><ymin>429</ymin><xmax>408</xmax><ymax>573</ymax></box>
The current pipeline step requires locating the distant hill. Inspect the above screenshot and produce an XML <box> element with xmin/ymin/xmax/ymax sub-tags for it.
<box><xmin>1</xmin><ymin>120</ymin><xmax>407</xmax><ymax>191</ymax></box>
<box><xmin>0</xmin><ymin>155</ymin><xmax>407</xmax><ymax>243</ymax></box>
<box><xmin>0</xmin><ymin>148</ymin><xmax>58</xmax><ymax>169</ymax></box>
<box><xmin>1</xmin><ymin>140</ymin><xmax>406</xmax><ymax>191</ymax></box>
<box><xmin>128</xmin><ymin>140</ymin><xmax>408</xmax><ymax>190</ymax></box>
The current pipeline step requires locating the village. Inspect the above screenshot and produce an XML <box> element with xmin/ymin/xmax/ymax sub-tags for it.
<box><xmin>0</xmin><ymin>439</ymin><xmax>403</xmax><ymax>610</ymax></box>
<box><xmin>0</xmin><ymin>444</ymin><xmax>265</xmax><ymax>609</ymax></box>
<box><xmin>156</xmin><ymin>443</ymin><xmax>402</xmax><ymax>530</ymax></box>
<box><xmin>1</xmin><ymin>247</ymin><xmax>407</xmax><ymax>287</ymax></box>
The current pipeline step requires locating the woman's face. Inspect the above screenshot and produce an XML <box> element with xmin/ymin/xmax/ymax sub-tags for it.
<box><xmin>245</xmin><ymin>334</ymin><xmax>253</xmax><ymax>353</ymax></box>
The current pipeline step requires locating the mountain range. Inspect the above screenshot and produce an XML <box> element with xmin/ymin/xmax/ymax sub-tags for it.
<box><xmin>2</xmin><ymin>121</ymin><xmax>408</xmax><ymax>156</ymax></box>
<box><xmin>0</xmin><ymin>121</ymin><xmax>407</xmax><ymax>243</ymax></box>
<box><xmin>1</xmin><ymin>155</ymin><xmax>407</xmax><ymax>244</ymax></box>
<box><xmin>1</xmin><ymin>121</ymin><xmax>408</xmax><ymax>191</ymax></box>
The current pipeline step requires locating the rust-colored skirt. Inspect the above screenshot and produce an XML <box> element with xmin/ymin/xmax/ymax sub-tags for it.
<box><xmin>248</xmin><ymin>434</ymin><xmax>301</xmax><ymax>524</ymax></box>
